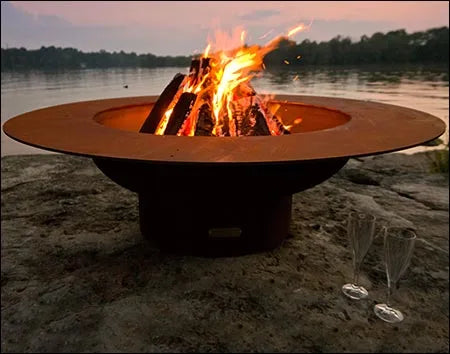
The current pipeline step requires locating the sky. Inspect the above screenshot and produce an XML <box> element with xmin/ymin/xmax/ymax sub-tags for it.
<box><xmin>1</xmin><ymin>1</ymin><xmax>449</xmax><ymax>55</ymax></box>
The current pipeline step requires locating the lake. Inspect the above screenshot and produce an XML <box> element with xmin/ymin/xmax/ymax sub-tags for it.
<box><xmin>1</xmin><ymin>65</ymin><xmax>448</xmax><ymax>156</ymax></box>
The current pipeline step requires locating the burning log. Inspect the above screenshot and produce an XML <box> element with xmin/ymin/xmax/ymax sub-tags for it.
<box><xmin>201</xmin><ymin>57</ymin><xmax>211</xmax><ymax>70</ymax></box>
<box><xmin>249</xmin><ymin>104</ymin><xmax>271</xmax><ymax>136</ymax></box>
<box><xmin>189</xmin><ymin>57</ymin><xmax>212</xmax><ymax>87</ymax></box>
<box><xmin>272</xmin><ymin>115</ymin><xmax>291</xmax><ymax>135</ymax></box>
<box><xmin>195</xmin><ymin>103</ymin><xmax>215</xmax><ymax>136</ymax></box>
<box><xmin>189</xmin><ymin>59</ymin><xmax>201</xmax><ymax>86</ymax></box>
<box><xmin>145</xmin><ymin>59</ymin><xmax>290</xmax><ymax>137</ymax></box>
<box><xmin>164</xmin><ymin>92</ymin><xmax>197</xmax><ymax>135</ymax></box>
<box><xmin>140</xmin><ymin>73</ymin><xmax>185</xmax><ymax>134</ymax></box>
<box><xmin>229</xmin><ymin>97</ymin><xmax>254</xmax><ymax>136</ymax></box>
<box><xmin>200</xmin><ymin>58</ymin><xmax>213</xmax><ymax>89</ymax></box>
<box><xmin>254</xmin><ymin>96</ymin><xmax>290</xmax><ymax>136</ymax></box>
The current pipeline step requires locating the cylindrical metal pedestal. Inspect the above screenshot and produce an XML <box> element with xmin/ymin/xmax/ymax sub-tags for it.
<box><xmin>139</xmin><ymin>192</ymin><xmax>292</xmax><ymax>257</ymax></box>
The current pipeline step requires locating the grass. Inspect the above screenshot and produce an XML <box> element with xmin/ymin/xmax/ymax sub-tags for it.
<box><xmin>426</xmin><ymin>149</ymin><xmax>449</xmax><ymax>173</ymax></box>
<box><xmin>424</xmin><ymin>134</ymin><xmax>449</xmax><ymax>173</ymax></box>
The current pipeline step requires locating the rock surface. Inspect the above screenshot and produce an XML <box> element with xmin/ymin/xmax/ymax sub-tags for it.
<box><xmin>1</xmin><ymin>152</ymin><xmax>448</xmax><ymax>353</ymax></box>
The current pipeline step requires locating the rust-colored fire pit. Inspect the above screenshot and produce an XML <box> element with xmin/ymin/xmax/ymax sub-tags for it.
<box><xmin>3</xmin><ymin>95</ymin><xmax>445</xmax><ymax>256</ymax></box>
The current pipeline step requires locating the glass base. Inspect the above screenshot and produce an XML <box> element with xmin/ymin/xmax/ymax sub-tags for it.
<box><xmin>374</xmin><ymin>303</ymin><xmax>404</xmax><ymax>323</ymax></box>
<box><xmin>342</xmin><ymin>283</ymin><xmax>369</xmax><ymax>300</ymax></box>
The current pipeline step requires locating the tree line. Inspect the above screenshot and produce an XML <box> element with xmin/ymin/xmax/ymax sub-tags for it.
<box><xmin>1</xmin><ymin>26</ymin><xmax>448</xmax><ymax>71</ymax></box>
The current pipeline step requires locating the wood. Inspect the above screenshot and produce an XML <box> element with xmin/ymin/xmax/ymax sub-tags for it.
<box><xmin>250</xmin><ymin>105</ymin><xmax>271</xmax><ymax>136</ymax></box>
<box><xmin>199</xmin><ymin>58</ymin><xmax>213</xmax><ymax>88</ymax></box>
<box><xmin>139</xmin><ymin>73</ymin><xmax>185</xmax><ymax>134</ymax></box>
<box><xmin>189</xmin><ymin>59</ymin><xmax>200</xmax><ymax>87</ymax></box>
<box><xmin>232</xmin><ymin>97</ymin><xmax>254</xmax><ymax>136</ymax></box>
<box><xmin>189</xmin><ymin>57</ymin><xmax>212</xmax><ymax>87</ymax></box>
<box><xmin>201</xmin><ymin>57</ymin><xmax>211</xmax><ymax>69</ymax></box>
<box><xmin>195</xmin><ymin>103</ymin><xmax>215</xmax><ymax>136</ymax></box>
<box><xmin>164</xmin><ymin>92</ymin><xmax>197</xmax><ymax>135</ymax></box>
<box><xmin>221</xmin><ymin>112</ymin><xmax>231</xmax><ymax>136</ymax></box>
<box><xmin>272</xmin><ymin>115</ymin><xmax>290</xmax><ymax>135</ymax></box>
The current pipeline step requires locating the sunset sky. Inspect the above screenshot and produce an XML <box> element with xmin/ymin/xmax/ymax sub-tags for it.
<box><xmin>1</xmin><ymin>1</ymin><xmax>449</xmax><ymax>55</ymax></box>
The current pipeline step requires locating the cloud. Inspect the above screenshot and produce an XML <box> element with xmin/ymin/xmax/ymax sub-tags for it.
<box><xmin>1</xmin><ymin>1</ymin><xmax>446</xmax><ymax>56</ymax></box>
<box><xmin>239</xmin><ymin>9</ymin><xmax>280</xmax><ymax>21</ymax></box>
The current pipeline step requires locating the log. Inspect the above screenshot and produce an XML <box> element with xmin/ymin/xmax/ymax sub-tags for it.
<box><xmin>189</xmin><ymin>57</ymin><xmax>212</xmax><ymax>87</ymax></box>
<box><xmin>139</xmin><ymin>73</ymin><xmax>185</xmax><ymax>134</ymax></box>
<box><xmin>201</xmin><ymin>57</ymin><xmax>211</xmax><ymax>70</ymax></box>
<box><xmin>272</xmin><ymin>115</ymin><xmax>291</xmax><ymax>135</ymax></box>
<box><xmin>221</xmin><ymin>111</ymin><xmax>231</xmax><ymax>137</ymax></box>
<box><xmin>252</xmin><ymin>96</ymin><xmax>290</xmax><ymax>135</ymax></box>
<box><xmin>250</xmin><ymin>105</ymin><xmax>271</xmax><ymax>136</ymax></box>
<box><xmin>164</xmin><ymin>93</ymin><xmax>197</xmax><ymax>135</ymax></box>
<box><xmin>189</xmin><ymin>59</ymin><xmax>200</xmax><ymax>88</ymax></box>
<box><xmin>194</xmin><ymin>103</ymin><xmax>215</xmax><ymax>136</ymax></box>
<box><xmin>230</xmin><ymin>96</ymin><xmax>253</xmax><ymax>136</ymax></box>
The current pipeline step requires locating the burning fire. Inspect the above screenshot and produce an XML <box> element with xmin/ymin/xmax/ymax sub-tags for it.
<box><xmin>149</xmin><ymin>23</ymin><xmax>309</xmax><ymax>137</ymax></box>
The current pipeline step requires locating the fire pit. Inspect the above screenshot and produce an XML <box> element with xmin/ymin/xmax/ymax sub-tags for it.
<box><xmin>3</xmin><ymin>94</ymin><xmax>445</xmax><ymax>256</ymax></box>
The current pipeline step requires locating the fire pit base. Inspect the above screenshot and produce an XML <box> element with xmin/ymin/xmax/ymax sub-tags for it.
<box><xmin>138</xmin><ymin>192</ymin><xmax>292</xmax><ymax>257</ymax></box>
<box><xmin>4</xmin><ymin>96</ymin><xmax>445</xmax><ymax>256</ymax></box>
<box><xmin>92</xmin><ymin>156</ymin><xmax>350</xmax><ymax>256</ymax></box>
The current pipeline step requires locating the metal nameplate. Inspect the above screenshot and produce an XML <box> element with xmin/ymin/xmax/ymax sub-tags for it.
<box><xmin>208</xmin><ymin>227</ymin><xmax>242</xmax><ymax>239</ymax></box>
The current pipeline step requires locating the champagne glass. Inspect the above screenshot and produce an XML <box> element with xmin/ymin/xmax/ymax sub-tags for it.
<box><xmin>342</xmin><ymin>212</ymin><xmax>376</xmax><ymax>300</ymax></box>
<box><xmin>374</xmin><ymin>227</ymin><xmax>416</xmax><ymax>323</ymax></box>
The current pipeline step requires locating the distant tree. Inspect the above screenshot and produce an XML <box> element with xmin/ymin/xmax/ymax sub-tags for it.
<box><xmin>1</xmin><ymin>27</ymin><xmax>448</xmax><ymax>71</ymax></box>
<box><xmin>262</xmin><ymin>26</ymin><xmax>449</xmax><ymax>67</ymax></box>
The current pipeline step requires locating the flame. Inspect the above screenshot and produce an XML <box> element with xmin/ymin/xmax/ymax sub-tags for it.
<box><xmin>212</xmin><ymin>49</ymin><xmax>261</xmax><ymax>134</ymax></box>
<box><xmin>203</xmin><ymin>44</ymin><xmax>211</xmax><ymax>58</ymax></box>
<box><xmin>157</xmin><ymin>23</ymin><xmax>309</xmax><ymax>136</ymax></box>
<box><xmin>155</xmin><ymin>108</ymin><xmax>174</xmax><ymax>135</ymax></box>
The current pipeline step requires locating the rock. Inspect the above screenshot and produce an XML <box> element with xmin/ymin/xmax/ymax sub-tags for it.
<box><xmin>1</xmin><ymin>152</ymin><xmax>448</xmax><ymax>353</ymax></box>
<box><xmin>390</xmin><ymin>183</ymin><xmax>449</xmax><ymax>211</ymax></box>
<box><xmin>343</xmin><ymin>191</ymin><xmax>414</xmax><ymax>228</ymax></box>
<box><xmin>339</xmin><ymin>168</ymin><xmax>381</xmax><ymax>186</ymax></box>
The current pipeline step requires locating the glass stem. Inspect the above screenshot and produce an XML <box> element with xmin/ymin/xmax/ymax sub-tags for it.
<box><xmin>386</xmin><ymin>281</ymin><xmax>394</xmax><ymax>307</ymax></box>
<box><xmin>353</xmin><ymin>262</ymin><xmax>361</xmax><ymax>285</ymax></box>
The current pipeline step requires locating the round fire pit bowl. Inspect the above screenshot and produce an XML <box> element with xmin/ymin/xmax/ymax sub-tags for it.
<box><xmin>3</xmin><ymin>95</ymin><xmax>445</xmax><ymax>256</ymax></box>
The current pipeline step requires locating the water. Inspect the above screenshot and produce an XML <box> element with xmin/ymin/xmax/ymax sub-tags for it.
<box><xmin>1</xmin><ymin>65</ymin><xmax>448</xmax><ymax>156</ymax></box>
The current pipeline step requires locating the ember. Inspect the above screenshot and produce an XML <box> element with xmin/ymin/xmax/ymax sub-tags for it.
<box><xmin>140</xmin><ymin>24</ymin><xmax>309</xmax><ymax>137</ymax></box>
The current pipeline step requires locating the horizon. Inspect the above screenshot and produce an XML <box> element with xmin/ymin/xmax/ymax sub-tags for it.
<box><xmin>1</xmin><ymin>1</ymin><xmax>449</xmax><ymax>56</ymax></box>
<box><xmin>2</xmin><ymin>25</ymin><xmax>448</xmax><ymax>57</ymax></box>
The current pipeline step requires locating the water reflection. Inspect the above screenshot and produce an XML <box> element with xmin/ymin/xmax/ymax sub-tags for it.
<box><xmin>260</xmin><ymin>64</ymin><xmax>448</xmax><ymax>87</ymax></box>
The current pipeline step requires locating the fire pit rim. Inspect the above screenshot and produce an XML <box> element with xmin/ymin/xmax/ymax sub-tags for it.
<box><xmin>3</xmin><ymin>94</ymin><xmax>446</xmax><ymax>164</ymax></box>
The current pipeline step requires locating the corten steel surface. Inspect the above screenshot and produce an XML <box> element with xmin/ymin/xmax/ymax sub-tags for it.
<box><xmin>3</xmin><ymin>95</ymin><xmax>446</xmax><ymax>163</ymax></box>
<box><xmin>3</xmin><ymin>95</ymin><xmax>446</xmax><ymax>256</ymax></box>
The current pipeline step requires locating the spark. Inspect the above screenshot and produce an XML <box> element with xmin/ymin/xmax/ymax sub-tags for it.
<box><xmin>258</xmin><ymin>29</ymin><xmax>274</xmax><ymax>40</ymax></box>
<box><xmin>240</xmin><ymin>30</ymin><xmax>246</xmax><ymax>44</ymax></box>
<box><xmin>287</xmin><ymin>24</ymin><xmax>305</xmax><ymax>38</ymax></box>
